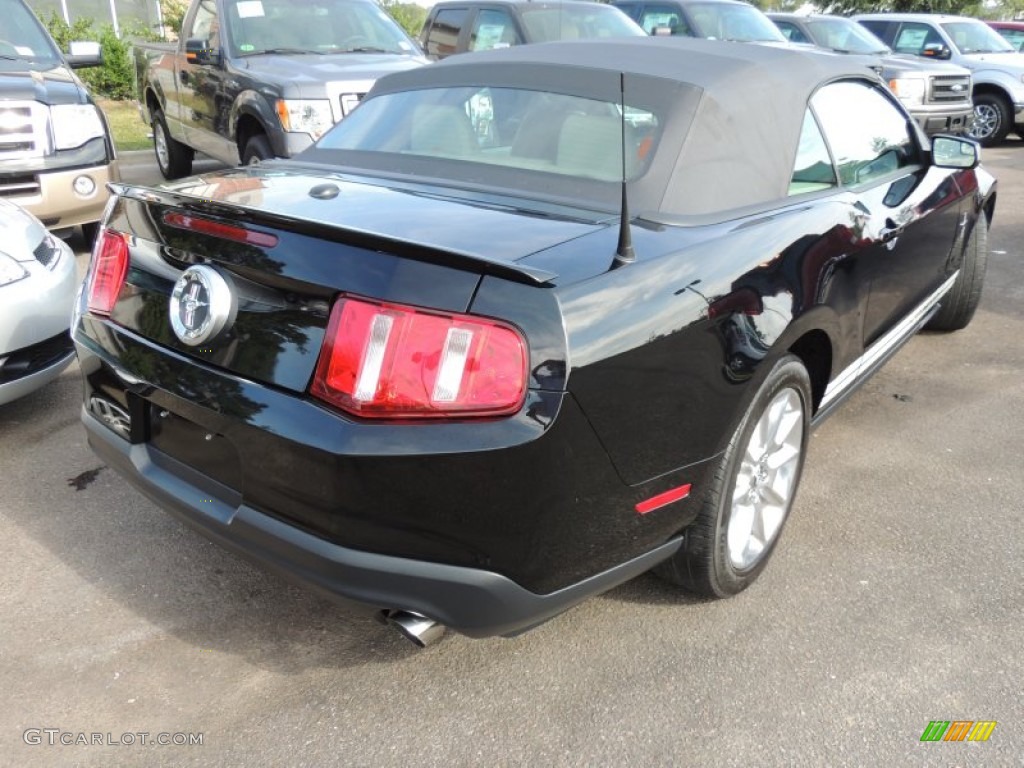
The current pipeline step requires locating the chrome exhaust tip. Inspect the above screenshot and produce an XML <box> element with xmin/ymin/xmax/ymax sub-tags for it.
<box><xmin>383</xmin><ymin>610</ymin><xmax>446</xmax><ymax>648</ymax></box>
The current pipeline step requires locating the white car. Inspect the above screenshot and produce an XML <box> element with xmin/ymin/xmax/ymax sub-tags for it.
<box><xmin>0</xmin><ymin>199</ymin><xmax>79</xmax><ymax>405</ymax></box>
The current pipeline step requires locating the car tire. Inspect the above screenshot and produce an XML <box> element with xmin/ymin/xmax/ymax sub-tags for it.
<box><xmin>242</xmin><ymin>134</ymin><xmax>274</xmax><ymax>165</ymax></box>
<box><xmin>152</xmin><ymin>109</ymin><xmax>194</xmax><ymax>179</ymax></box>
<box><xmin>656</xmin><ymin>354</ymin><xmax>811</xmax><ymax>598</ymax></box>
<box><xmin>925</xmin><ymin>215</ymin><xmax>989</xmax><ymax>332</ymax></box>
<box><xmin>968</xmin><ymin>93</ymin><xmax>1011</xmax><ymax>147</ymax></box>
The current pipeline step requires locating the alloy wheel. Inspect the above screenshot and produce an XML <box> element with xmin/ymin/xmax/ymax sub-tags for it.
<box><xmin>726</xmin><ymin>387</ymin><xmax>804</xmax><ymax>570</ymax></box>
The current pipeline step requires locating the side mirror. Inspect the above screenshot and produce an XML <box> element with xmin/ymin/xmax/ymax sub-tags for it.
<box><xmin>931</xmin><ymin>136</ymin><xmax>979</xmax><ymax>169</ymax></box>
<box><xmin>67</xmin><ymin>40</ymin><xmax>102</xmax><ymax>68</ymax></box>
<box><xmin>921</xmin><ymin>42</ymin><xmax>951</xmax><ymax>60</ymax></box>
<box><xmin>185</xmin><ymin>38</ymin><xmax>219</xmax><ymax>66</ymax></box>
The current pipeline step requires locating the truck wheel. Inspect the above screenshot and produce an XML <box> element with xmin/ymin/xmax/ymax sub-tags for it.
<box><xmin>967</xmin><ymin>93</ymin><xmax>1011</xmax><ymax>147</ymax></box>
<box><xmin>242</xmin><ymin>134</ymin><xmax>273</xmax><ymax>165</ymax></box>
<box><xmin>153</xmin><ymin>109</ymin><xmax>194</xmax><ymax>179</ymax></box>
<box><xmin>925</xmin><ymin>215</ymin><xmax>988</xmax><ymax>332</ymax></box>
<box><xmin>655</xmin><ymin>354</ymin><xmax>810</xmax><ymax>598</ymax></box>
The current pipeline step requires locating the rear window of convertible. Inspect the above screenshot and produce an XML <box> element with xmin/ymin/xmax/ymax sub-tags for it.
<box><xmin>311</xmin><ymin>85</ymin><xmax>665</xmax><ymax>196</ymax></box>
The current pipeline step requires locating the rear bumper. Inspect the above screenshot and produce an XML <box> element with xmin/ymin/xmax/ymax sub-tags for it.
<box><xmin>84</xmin><ymin>407</ymin><xmax>681</xmax><ymax>637</ymax></box>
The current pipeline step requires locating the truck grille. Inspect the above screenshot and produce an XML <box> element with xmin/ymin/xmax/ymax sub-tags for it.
<box><xmin>0</xmin><ymin>101</ymin><xmax>49</xmax><ymax>160</ymax></box>
<box><xmin>929</xmin><ymin>75</ymin><xmax>972</xmax><ymax>104</ymax></box>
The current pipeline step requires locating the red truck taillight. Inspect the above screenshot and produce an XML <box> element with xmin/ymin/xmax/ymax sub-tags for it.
<box><xmin>86</xmin><ymin>229</ymin><xmax>129</xmax><ymax>316</ymax></box>
<box><xmin>311</xmin><ymin>296</ymin><xmax>528</xmax><ymax>419</ymax></box>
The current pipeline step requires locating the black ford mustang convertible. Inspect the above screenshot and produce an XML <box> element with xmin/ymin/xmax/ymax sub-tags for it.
<box><xmin>74</xmin><ymin>38</ymin><xmax>995</xmax><ymax>644</ymax></box>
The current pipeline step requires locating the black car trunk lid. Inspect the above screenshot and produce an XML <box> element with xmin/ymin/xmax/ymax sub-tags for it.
<box><xmin>100</xmin><ymin>174</ymin><xmax>595</xmax><ymax>394</ymax></box>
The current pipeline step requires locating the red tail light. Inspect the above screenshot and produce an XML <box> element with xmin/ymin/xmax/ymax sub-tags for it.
<box><xmin>311</xmin><ymin>297</ymin><xmax>528</xmax><ymax>419</ymax></box>
<box><xmin>87</xmin><ymin>229</ymin><xmax>129</xmax><ymax>316</ymax></box>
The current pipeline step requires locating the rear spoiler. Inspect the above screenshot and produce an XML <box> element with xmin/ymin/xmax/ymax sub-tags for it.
<box><xmin>109</xmin><ymin>183</ymin><xmax>559</xmax><ymax>286</ymax></box>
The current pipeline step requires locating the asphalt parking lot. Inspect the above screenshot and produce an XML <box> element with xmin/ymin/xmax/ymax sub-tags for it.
<box><xmin>2</xmin><ymin>142</ymin><xmax>1022</xmax><ymax>767</ymax></box>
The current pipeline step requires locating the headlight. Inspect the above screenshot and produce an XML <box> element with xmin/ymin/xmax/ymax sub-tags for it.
<box><xmin>50</xmin><ymin>104</ymin><xmax>106</xmax><ymax>150</ymax></box>
<box><xmin>276</xmin><ymin>99</ymin><xmax>333</xmax><ymax>139</ymax></box>
<box><xmin>888</xmin><ymin>78</ymin><xmax>926</xmax><ymax>106</ymax></box>
<box><xmin>0</xmin><ymin>252</ymin><xmax>29</xmax><ymax>287</ymax></box>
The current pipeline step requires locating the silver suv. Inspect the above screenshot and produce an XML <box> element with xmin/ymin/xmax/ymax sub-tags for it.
<box><xmin>856</xmin><ymin>13</ymin><xmax>1024</xmax><ymax>146</ymax></box>
<box><xmin>1</xmin><ymin>0</ymin><xmax>119</xmax><ymax>242</ymax></box>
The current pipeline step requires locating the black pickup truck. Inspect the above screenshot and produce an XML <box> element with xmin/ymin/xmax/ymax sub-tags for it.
<box><xmin>135</xmin><ymin>0</ymin><xmax>427</xmax><ymax>179</ymax></box>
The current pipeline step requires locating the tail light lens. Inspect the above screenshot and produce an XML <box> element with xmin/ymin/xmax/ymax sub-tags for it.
<box><xmin>311</xmin><ymin>296</ymin><xmax>528</xmax><ymax>419</ymax></box>
<box><xmin>86</xmin><ymin>229</ymin><xmax>129</xmax><ymax>316</ymax></box>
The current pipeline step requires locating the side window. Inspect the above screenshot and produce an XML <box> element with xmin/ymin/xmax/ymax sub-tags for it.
<box><xmin>187</xmin><ymin>0</ymin><xmax>220</xmax><ymax>47</ymax></box>
<box><xmin>424</xmin><ymin>8</ymin><xmax>468</xmax><ymax>58</ymax></box>
<box><xmin>1004</xmin><ymin>29</ymin><xmax>1024</xmax><ymax>50</ymax></box>
<box><xmin>857</xmin><ymin>20</ymin><xmax>893</xmax><ymax>45</ymax></box>
<box><xmin>775</xmin><ymin>21</ymin><xmax>809</xmax><ymax>44</ymax></box>
<box><xmin>811</xmin><ymin>81</ymin><xmax>917</xmax><ymax>187</ymax></box>
<box><xmin>470</xmin><ymin>9</ymin><xmax>521</xmax><ymax>51</ymax></box>
<box><xmin>892</xmin><ymin>22</ymin><xmax>944</xmax><ymax>55</ymax></box>
<box><xmin>639</xmin><ymin>5</ymin><xmax>692</xmax><ymax>36</ymax></box>
<box><xmin>789</xmin><ymin>109</ymin><xmax>836</xmax><ymax>195</ymax></box>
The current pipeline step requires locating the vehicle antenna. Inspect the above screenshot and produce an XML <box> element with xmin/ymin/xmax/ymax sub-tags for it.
<box><xmin>611</xmin><ymin>71</ymin><xmax>635</xmax><ymax>270</ymax></box>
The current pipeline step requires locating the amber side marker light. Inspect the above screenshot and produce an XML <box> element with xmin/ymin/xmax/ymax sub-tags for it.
<box><xmin>86</xmin><ymin>229</ymin><xmax>130</xmax><ymax>315</ymax></box>
<box><xmin>311</xmin><ymin>296</ymin><xmax>528</xmax><ymax>419</ymax></box>
<box><xmin>163</xmin><ymin>211</ymin><xmax>279</xmax><ymax>248</ymax></box>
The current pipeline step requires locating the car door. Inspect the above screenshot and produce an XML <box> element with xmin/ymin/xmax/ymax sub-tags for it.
<box><xmin>774</xmin><ymin>19</ymin><xmax>812</xmax><ymax>44</ymax></box>
<box><xmin>422</xmin><ymin>6</ymin><xmax>470</xmax><ymax>59</ymax></box>
<box><xmin>177</xmin><ymin>0</ymin><xmax>229</xmax><ymax>159</ymax></box>
<box><xmin>635</xmin><ymin>4</ymin><xmax>693</xmax><ymax>36</ymax></box>
<box><xmin>467</xmin><ymin>6</ymin><xmax>523</xmax><ymax>49</ymax></box>
<box><xmin>811</xmin><ymin>79</ymin><xmax>964</xmax><ymax>347</ymax></box>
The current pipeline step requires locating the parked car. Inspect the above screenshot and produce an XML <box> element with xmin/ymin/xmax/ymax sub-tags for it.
<box><xmin>419</xmin><ymin>0</ymin><xmax>645</xmax><ymax>60</ymax></box>
<box><xmin>0</xmin><ymin>199</ymin><xmax>78</xmax><ymax>406</ymax></box>
<box><xmin>769</xmin><ymin>14</ymin><xmax>972</xmax><ymax>137</ymax></box>
<box><xmin>988</xmin><ymin>20</ymin><xmax>1024</xmax><ymax>51</ymax></box>
<box><xmin>0</xmin><ymin>0</ymin><xmax>119</xmax><ymax>243</ymax></box>
<box><xmin>613</xmin><ymin>0</ymin><xmax>787</xmax><ymax>43</ymax></box>
<box><xmin>135</xmin><ymin>0</ymin><xmax>428</xmax><ymax>179</ymax></box>
<box><xmin>856</xmin><ymin>13</ymin><xmax>1024</xmax><ymax>146</ymax></box>
<box><xmin>74</xmin><ymin>38</ymin><xmax>994</xmax><ymax>645</ymax></box>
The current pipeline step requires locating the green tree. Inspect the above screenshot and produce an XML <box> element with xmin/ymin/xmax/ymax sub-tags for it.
<box><xmin>380</xmin><ymin>0</ymin><xmax>427</xmax><ymax>39</ymax></box>
<box><xmin>44</xmin><ymin>13</ymin><xmax>148</xmax><ymax>100</ymax></box>
<box><xmin>160</xmin><ymin>0</ymin><xmax>190</xmax><ymax>37</ymax></box>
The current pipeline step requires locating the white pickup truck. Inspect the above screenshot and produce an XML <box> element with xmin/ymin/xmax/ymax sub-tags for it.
<box><xmin>857</xmin><ymin>13</ymin><xmax>1024</xmax><ymax>146</ymax></box>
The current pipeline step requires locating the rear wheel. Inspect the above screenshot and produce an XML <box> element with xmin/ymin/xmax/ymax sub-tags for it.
<box><xmin>656</xmin><ymin>355</ymin><xmax>810</xmax><ymax>597</ymax></box>
<box><xmin>242</xmin><ymin>134</ymin><xmax>273</xmax><ymax>165</ymax></box>
<box><xmin>968</xmin><ymin>93</ymin><xmax>1011</xmax><ymax>147</ymax></box>
<box><xmin>152</xmin><ymin>109</ymin><xmax>194</xmax><ymax>179</ymax></box>
<box><xmin>925</xmin><ymin>215</ymin><xmax>989</xmax><ymax>332</ymax></box>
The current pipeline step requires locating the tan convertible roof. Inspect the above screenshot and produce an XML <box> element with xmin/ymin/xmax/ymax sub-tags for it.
<box><xmin>362</xmin><ymin>38</ymin><xmax>884</xmax><ymax>217</ymax></box>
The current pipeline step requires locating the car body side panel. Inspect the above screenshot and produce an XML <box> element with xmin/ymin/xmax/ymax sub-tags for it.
<box><xmin>562</xmin><ymin>199</ymin><xmax>871</xmax><ymax>485</ymax></box>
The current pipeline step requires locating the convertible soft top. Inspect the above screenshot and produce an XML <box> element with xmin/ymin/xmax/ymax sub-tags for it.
<box><xmin>368</xmin><ymin>38</ymin><xmax>884</xmax><ymax>217</ymax></box>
